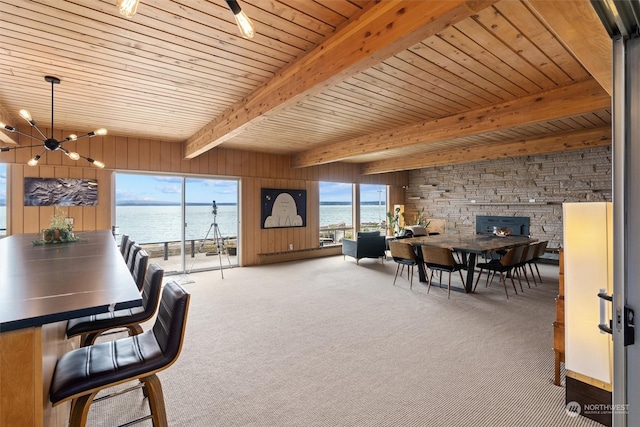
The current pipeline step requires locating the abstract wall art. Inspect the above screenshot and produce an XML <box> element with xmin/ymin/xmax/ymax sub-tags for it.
<box><xmin>24</xmin><ymin>178</ymin><xmax>98</xmax><ymax>206</ymax></box>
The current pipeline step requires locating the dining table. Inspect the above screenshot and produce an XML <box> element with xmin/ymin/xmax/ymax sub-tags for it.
<box><xmin>0</xmin><ymin>230</ymin><xmax>141</xmax><ymax>427</ymax></box>
<box><xmin>402</xmin><ymin>233</ymin><xmax>537</xmax><ymax>293</ymax></box>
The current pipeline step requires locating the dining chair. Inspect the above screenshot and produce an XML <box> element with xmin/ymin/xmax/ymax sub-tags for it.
<box><xmin>421</xmin><ymin>245</ymin><xmax>466</xmax><ymax>299</ymax></box>
<box><xmin>518</xmin><ymin>243</ymin><xmax>539</xmax><ymax>289</ymax></box>
<box><xmin>66</xmin><ymin>263</ymin><xmax>164</xmax><ymax>347</ymax></box>
<box><xmin>389</xmin><ymin>241</ymin><xmax>419</xmax><ymax>289</ymax></box>
<box><xmin>51</xmin><ymin>280</ymin><xmax>190</xmax><ymax>427</ymax></box>
<box><xmin>529</xmin><ymin>240</ymin><xmax>549</xmax><ymax>283</ymax></box>
<box><xmin>473</xmin><ymin>245</ymin><xmax>521</xmax><ymax>299</ymax></box>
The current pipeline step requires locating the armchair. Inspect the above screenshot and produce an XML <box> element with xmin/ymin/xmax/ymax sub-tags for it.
<box><xmin>342</xmin><ymin>231</ymin><xmax>386</xmax><ymax>264</ymax></box>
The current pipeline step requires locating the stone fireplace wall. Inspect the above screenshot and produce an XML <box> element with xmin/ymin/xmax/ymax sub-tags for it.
<box><xmin>406</xmin><ymin>146</ymin><xmax>612</xmax><ymax>249</ymax></box>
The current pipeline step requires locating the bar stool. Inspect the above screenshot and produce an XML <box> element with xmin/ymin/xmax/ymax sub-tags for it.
<box><xmin>132</xmin><ymin>248</ymin><xmax>149</xmax><ymax>290</ymax></box>
<box><xmin>50</xmin><ymin>281</ymin><xmax>190</xmax><ymax>427</ymax></box>
<box><xmin>126</xmin><ymin>243</ymin><xmax>142</xmax><ymax>274</ymax></box>
<box><xmin>66</xmin><ymin>263</ymin><xmax>164</xmax><ymax>347</ymax></box>
<box><xmin>122</xmin><ymin>238</ymin><xmax>136</xmax><ymax>264</ymax></box>
<box><xmin>119</xmin><ymin>234</ymin><xmax>130</xmax><ymax>257</ymax></box>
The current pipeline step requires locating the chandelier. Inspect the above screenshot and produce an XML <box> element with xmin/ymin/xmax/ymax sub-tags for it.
<box><xmin>0</xmin><ymin>76</ymin><xmax>106</xmax><ymax>168</ymax></box>
<box><xmin>116</xmin><ymin>0</ymin><xmax>255</xmax><ymax>39</ymax></box>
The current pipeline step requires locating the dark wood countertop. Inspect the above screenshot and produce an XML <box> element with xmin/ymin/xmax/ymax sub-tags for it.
<box><xmin>0</xmin><ymin>230</ymin><xmax>141</xmax><ymax>332</ymax></box>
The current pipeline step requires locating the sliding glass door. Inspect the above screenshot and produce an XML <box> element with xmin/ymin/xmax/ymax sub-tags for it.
<box><xmin>115</xmin><ymin>173</ymin><xmax>239</xmax><ymax>275</ymax></box>
<box><xmin>184</xmin><ymin>178</ymin><xmax>238</xmax><ymax>273</ymax></box>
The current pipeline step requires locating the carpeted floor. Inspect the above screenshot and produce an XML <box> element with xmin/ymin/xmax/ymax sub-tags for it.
<box><xmin>87</xmin><ymin>256</ymin><xmax>604</xmax><ymax>427</ymax></box>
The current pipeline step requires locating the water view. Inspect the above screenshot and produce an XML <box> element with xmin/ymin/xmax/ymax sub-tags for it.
<box><xmin>115</xmin><ymin>203</ymin><xmax>387</xmax><ymax>245</ymax></box>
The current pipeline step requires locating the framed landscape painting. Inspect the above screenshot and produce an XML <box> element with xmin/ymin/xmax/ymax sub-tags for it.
<box><xmin>261</xmin><ymin>188</ymin><xmax>306</xmax><ymax>229</ymax></box>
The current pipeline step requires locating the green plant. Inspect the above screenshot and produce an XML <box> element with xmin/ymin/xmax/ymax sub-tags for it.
<box><xmin>410</xmin><ymin>207</ymin><xmax>430</xmax><ymax>228</ymax></box>
<box><xmin>386</xmin><ymin>207</ymin><xmax>405</xmax><ymax>234</ymax></box>
<box><xmin>49</xmin><ymin>206</ymin><xmax>72</xmax><ymax>231</ymax></box>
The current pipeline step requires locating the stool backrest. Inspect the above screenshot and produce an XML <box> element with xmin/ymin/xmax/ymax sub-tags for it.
<box><xmin>153</xmin><ymin>281</ymin><xmax>191</xmax><ymax>367</ymax></box>
<box><xmin>132</xmin><ymin>249</ymin><xmax>149</xmax><ymax>290</ymax></box>
<box><xmin>120</xmin><ymin>234</ymin><xmax>130</xmax><ymax>257</ymax></box>
<box><xmin>127</xmin><ymin>243</ymin><xmax>142</xmax><ymax>274</ymax></box>
<box><xmin>123</xmin><ymin>238</ymin><xmax>135</xmax><ymax>263</ymax></box>
<box><xmin>141</xmin><ymin>263</ymin><xmax>164</xmax><ymax>316</ymax></box>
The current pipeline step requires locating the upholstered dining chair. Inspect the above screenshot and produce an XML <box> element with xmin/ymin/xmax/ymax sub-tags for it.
<box><xmin>474</xmin><ymin>245</ymin><xmax>522</xmax><ymax>299</ymax></box>
<box><xmin>529</xmin><ymin>240</ymin><xmax>549</xmax><ymax>283</ymax></box>
<box><xmin>421</xmin><ymin>245</ymin><xmax>466</xmax><ymax>299</ymax></box>
<box><xmin>66</xmin><ymin>263</ymin><xmax>164</xmax><ymax>347</ymax></box>
<box><xmin>518</xmin><ymin>243</ymin><xmax>539</xmax><ymax>289</ymax></box>
<box><xmin>389</xmin><ymin>241</ymin><xmax>419</xmax><ymax>289</ymax></box>
<box><xmin>50</xmin><ymin>280</ymin><xmax>190</xmax><ymax>427</ymax></box>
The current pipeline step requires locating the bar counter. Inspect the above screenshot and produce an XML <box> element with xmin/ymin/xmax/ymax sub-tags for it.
<box><xmin>0</xmin><ymin>230</ymin><xmax>141</xmax><ymax>427</ymax></box>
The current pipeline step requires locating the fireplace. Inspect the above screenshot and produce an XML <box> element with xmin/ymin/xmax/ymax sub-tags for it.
<box><xmin>475</xmin><ymin>215</ymin><xmax>530</xmax><ymax>237</ymax></box>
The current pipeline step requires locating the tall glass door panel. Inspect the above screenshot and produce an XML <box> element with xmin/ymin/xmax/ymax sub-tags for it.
<box><xmin>184</xmin><ymin>178</ymin><xmax>238</xmax><ymax>273</ymax></box>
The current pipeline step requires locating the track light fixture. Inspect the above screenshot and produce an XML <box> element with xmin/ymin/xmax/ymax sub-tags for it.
<box><xmin>225</xmin><ymin>0</ymin><xmax>256</xmax><ymax>39</ymax></box>
<box><xmin>116</xmin><ymin>0</ymin><xmax>140</xmax><ymax>18</ymax></box>
<box><xmin>0</xmin><ymin>76</ymin><xmax>106</xmax><ymax>168</ymax></box>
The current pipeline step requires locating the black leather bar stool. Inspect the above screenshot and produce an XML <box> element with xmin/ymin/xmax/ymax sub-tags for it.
<box><xmin>122</xmin><ymin>238</ymin><xmax>136</xmax><ymax>264</ymax></box>
<box><xmin>126</xmin><ymin>243</ymin><xmax>142</xmax><ymax>274</ymax></box>
<box><xmin>119</xmin><ymin>234</ymin><xmax>130</xmax><ymax>258</ymax></box>
<box><xmin>132</xmin><ymin>248</ymin><xmax>149</xmax><ymax>290</ymax></box>
<box><xmin>51</xmin><ymin>281</ymin><xmax>190</xmax><ymax>427</ymax></box>
<box><xmin>66</xmin><ymin>263</ymin><xmax>164</xmax><ymax>347</ymax></box>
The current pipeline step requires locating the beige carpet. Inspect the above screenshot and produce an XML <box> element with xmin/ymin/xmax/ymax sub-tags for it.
<box><xmin>87</xmin><ymin>256</ymin><xmax>603</xmax><ymax>427</ymax></box>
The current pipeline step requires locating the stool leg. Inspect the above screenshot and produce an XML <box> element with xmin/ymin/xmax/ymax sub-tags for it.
<box><xmin>143</xmin><ymin>374</ymin><xmax>168</xmax><ymax>427</ymax></box>
<box><xmin>69</xmin><ymin>391</ymin><xmax>99</xmax><ymax>426</ymax></box>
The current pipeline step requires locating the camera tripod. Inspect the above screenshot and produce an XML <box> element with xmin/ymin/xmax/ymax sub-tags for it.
<box><xmin>189</xmin><ymin>202</ymin><xmax>231</xmax><ymax>278</ymax></box>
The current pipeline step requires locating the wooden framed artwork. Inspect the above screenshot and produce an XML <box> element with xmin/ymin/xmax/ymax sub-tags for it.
<box><xmin>261</xmin><ymin>188</ymin><xmax>306</xmax><ymax>229</ymax></box>
<box><xmin>24</xmin><ymin>178</ymin><xmax>98</xmax><ymax>206</ymax></box>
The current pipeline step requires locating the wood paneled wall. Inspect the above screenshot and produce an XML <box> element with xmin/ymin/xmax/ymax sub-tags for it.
<box><xmin>0</xmin><ymin>124</ymin><xmax>408</xmax><ymax>265</ymax></box>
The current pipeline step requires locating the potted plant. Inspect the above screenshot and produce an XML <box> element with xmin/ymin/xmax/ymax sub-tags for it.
<box><xmin>42</xmin><ymin>206</ymin><xmax>76</xmax><ymax>243</ymax></box>
<box><xmin>386</xmin><ymin>206</ymin><xmax>405</xmax><ymax>236</ymax></box>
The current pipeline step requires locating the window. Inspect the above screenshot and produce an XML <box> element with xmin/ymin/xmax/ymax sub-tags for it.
<box><xmin>359</xmin><ymin>184</ymin><xmax>386</xmax><ymax>233</ymax></box>
<box><xmin>115</xmin><ymin>173</ymin><xmax>239</xmax><ymax>274</ymax></box>
<box><xmin>319</xmin><ymin>182</ymin><xmax>353</xmax><ymax>244</ymax></box>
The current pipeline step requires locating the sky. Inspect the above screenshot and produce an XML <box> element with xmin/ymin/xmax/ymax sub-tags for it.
<box><xmin>117</xmin><ymin>174</ymin><xmax>386</xmax><ymax>204</ymax></box>
<box><xmin>116</xmin><ymin>173</ymin><xmax>238</xmax><ymax>204</ymax></box>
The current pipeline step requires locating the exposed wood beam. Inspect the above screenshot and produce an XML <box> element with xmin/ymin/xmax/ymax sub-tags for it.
<box><xmin>291</xmin><ymin>78</ymin><xmax>610</xmax><ymax>168</ymax></box>
<box><xmin>184</xmin><ymin>0</ymin><xmax>497</xmax><ymax>159</ymax></box>
<box><xmin>361</xmin><ymin>126</ymin><xmax>611</xmax><ymax>174</ymax></box>
<box><xmin>0</xmin><ymin>103</ymin><xmax>18</xmax><ymax>145</ymax></box>
<box><xmin>526</xmin><ymin>0</ymin><xmax>612</xmax><ymax>95</ymax></box>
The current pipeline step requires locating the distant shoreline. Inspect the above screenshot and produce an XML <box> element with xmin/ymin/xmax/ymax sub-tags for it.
<box><xmin>115</xmin><ymin>201</ymin><xmax>387</xmax><ymax>206</ymax></box>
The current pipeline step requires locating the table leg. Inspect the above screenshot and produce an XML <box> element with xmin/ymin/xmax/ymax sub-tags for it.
<box><xmin>464</xmin><ymin>253</ymin><xmax>477</xmax><ymax>293</ymax></box>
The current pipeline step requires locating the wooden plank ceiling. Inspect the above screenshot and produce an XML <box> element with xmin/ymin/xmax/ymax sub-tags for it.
<box><xmin>0</xmin><ymin>0</ymin><xmax>612</xmax><ymax>174</ymax></box>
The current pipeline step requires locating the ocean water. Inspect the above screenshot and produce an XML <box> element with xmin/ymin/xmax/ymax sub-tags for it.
<box><xmin>0</xmin><ymin>204</ymin><xmax>386</xmax><ymax>241</ymax></box>
<box><xmin>116</xmin><ymin>204</ymin><xmax>386</xmax><ymax>244</ymax></box>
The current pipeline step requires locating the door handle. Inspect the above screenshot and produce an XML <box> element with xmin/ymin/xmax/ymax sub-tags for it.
<box><xmin>597</xmin><ymin>291</ymin><xmax>635</xmax><ymax>346</ymax></box>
